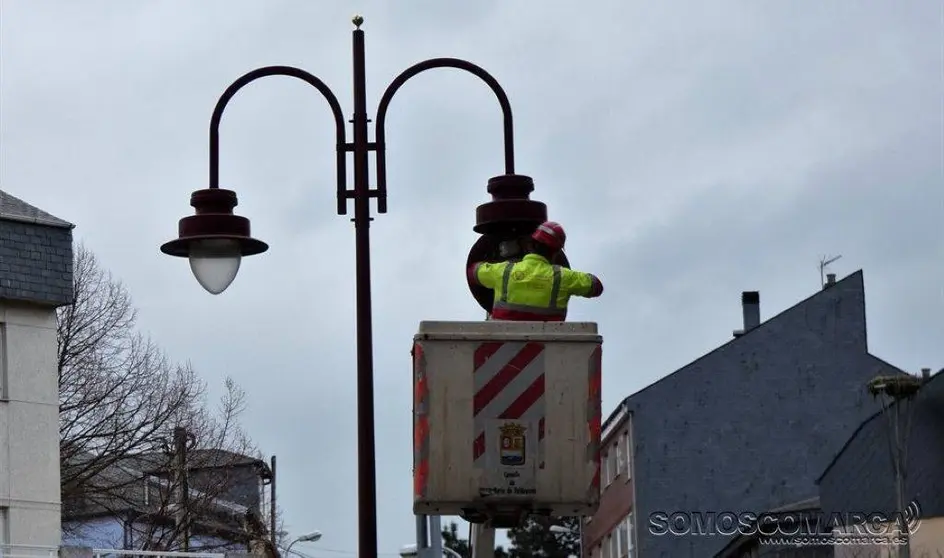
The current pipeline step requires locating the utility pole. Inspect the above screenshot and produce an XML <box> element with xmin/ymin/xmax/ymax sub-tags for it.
<box><xmin>867</xmin><ymin>373</ymin><xmax>923</xmax><ymax>558</ymax></box>
<box><xmin>271</xmin><ymin>455</ymin><xmax>278</xmax><ymax>555</ymax></box>
<box><xmin>173</xmin><ymin>426</ymin><xmax>192</xmax><ymax>551</ymax></box>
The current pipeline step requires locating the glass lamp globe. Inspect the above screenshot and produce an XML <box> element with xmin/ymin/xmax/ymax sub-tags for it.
<box><xmin>188</xmin><ymin>238</ymin><xmax>242</xmax><ymax>295</ymax></box>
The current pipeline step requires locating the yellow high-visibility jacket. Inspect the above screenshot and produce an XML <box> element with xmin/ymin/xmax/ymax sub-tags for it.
<box><xmin>468</xmin><ymin>253</ymin><xmax>604</xmax><ymax>321</ymax></box>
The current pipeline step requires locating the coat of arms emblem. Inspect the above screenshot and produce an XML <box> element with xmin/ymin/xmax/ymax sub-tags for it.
<box><xmin>499</xmin><ymin>423</ymin><xmax>526</xmax><ymax>466</ymax></box>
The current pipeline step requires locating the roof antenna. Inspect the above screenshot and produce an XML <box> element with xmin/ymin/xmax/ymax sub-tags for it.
<box><xmin>819</xmin><ymin>254</ymin><xmax>842</xmax><ymax>288</ymax></box>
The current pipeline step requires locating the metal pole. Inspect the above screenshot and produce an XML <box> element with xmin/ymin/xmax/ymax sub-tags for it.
<box><xmin>470</xmin><ymin>524</ymin><xmax>495</xmax><ymax>558</ymax></box>
<box><xmin>271</xmin><ymin>455</ymin><xmax>278</xmax><ymax>554</ymax></box>
<box><xmin>351</xmin><ymin>25</ymin><xmax>379</xmax><ymax>558</ymax></box>
<box><xmin>173</xmin><ymin>426</ymin><xmax>191</xmax><ymax>551</ymax></box>
<box><xmin>578</xmin><ymin>523</ymin><xmax>584</xmax><ymax>558</ymax></box>
<box><xmin>194</xmin><ymin>19</ymin><xmax>524</xmax><ymax>558</ymax></box>
<box><xmin>892</xmin><ymin>409</ymin><xmax>910</xmax><ymax>558</ymax></box>
<box><xmin>416</xmin><ymin>516</ymin><xmax>430</xmax><ymax>558</ymax></box>
<box><xmin>429</xmin><ymin>516</ymin><xmax>443</xmax><ymax>558</ymax></box>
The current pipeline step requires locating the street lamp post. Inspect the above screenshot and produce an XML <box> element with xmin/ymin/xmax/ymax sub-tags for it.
<box><xmin>549</xmin><ymin>524</ymin><xmax>583</xmax><ymax>558</ymax></box>
<box><xmin>285</xmin><ymin>531</ymin><xmax>324</xmax><ymax>558</ymax></box>
<box><xmin>161</xmin><ymin>16</ymin><xmax>553</xmax><ymax>558</ymax></box>
<box><xmin>867</xmin><ymin>374</ymin><xmax>923</xmax><ymax>558</ymax></box>
<box><xmin>399</xmin><ymin>543</ymin><xmax>463</xmax><ymax>558</ymax></box>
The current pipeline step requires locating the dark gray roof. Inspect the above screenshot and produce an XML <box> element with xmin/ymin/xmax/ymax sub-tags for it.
<box><xmin>62</xmin><ymin>450</ymin><xmax>252</xmax><ymax>519</ymax></box>
<box><xmin>817</xmin><ymin>368</ymin><xmax>944</xmax><ymax>484</ymax></box>
<box><xmin>599</xmin><ymin>270</ymin><xmax>904</xmax><ymax>432</ymax></box>
<box><xmin>714</xmin><ymin>497</ymin><xmax>825</xmax><ymax>557</ymax></box>
<box><xmin>0</xmin><ymin>189</ymin><xmax>74</xmax><ymax>228</ymax></box>
<box><xmin>119</xmin><ymin>448</ymin><xmax>269</xmax><ymax>474</ymax></box>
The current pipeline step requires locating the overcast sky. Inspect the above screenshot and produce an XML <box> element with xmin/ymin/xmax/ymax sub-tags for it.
<box><xmin>2</xmin><ymin>1</ymin><xmax>941</xmax><ymax>555</ymax></box>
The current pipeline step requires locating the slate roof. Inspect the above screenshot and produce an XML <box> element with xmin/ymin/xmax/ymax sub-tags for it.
<box><xmin>600</xmin><ymin>270</ymin><xmax>912</xmax><ymax>558</ymax></box>
<box><xmin>598</xmin><ymin>270</ymin><xmax>908</xmax><ymax>433</ymax></box>
<box><xmin>120</xmin><ymin>448</ymin><xmax>270</xmax><ymax>475</ymax></box>
<box><xmin>714</xmin><ymin>497</ymin><xmax>826</xmax><ymax>557</ymax></box>
<box><xmin>0</xmin><ymin>188</ymin><xmax>73</xmax><ymax>228</ymax></box>
<box><xmin>63</xmin><ymin>450</ymin><xmax>252</xmax><ymax>518</ymax></box>
<box><xmin>816</xmin><ymin>369</ymin><xmax>944</xmax><ymax>485</ymax></box>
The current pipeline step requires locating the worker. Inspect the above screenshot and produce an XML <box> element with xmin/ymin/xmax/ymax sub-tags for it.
<box><xmin>467</xmin><ymin>221</ymin><xmax>603</xmax><ymax>321</ymax></box>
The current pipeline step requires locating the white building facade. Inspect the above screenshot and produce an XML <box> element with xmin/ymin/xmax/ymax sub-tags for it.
<box><xmin>0</xmin><ymin>189</ymin><xmax>74</xmax><ymax>548</ymax></box>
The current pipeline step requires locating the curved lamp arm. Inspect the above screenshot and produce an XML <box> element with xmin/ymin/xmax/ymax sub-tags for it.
<box><xmin>373</xmin><ymin>58</ymin><xmax>516</xmax><ymax>213</ymax></box>
<box><xmin>208</xmin><ymin>66</ymin><xmax>350</xmax><ymax>214</ymax></box>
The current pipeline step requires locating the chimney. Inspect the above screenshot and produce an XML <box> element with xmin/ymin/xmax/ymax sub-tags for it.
<box><xmin>921</xmin><ymin>368</ymin><xmax>931</xmax><ymax>382</ymax></box>
<box><xmin>742</xmin><ymin>291</ymin><xmax>760</xmax><ymax>330</ymax></box>
<box><xmin>733</xmin><ymin>291</ymin><xmax>760</xmax><ymax>338</ymax></box>
<box><xmin>824</xmin><ymin>273</ymin><xmax>837</xmax><ymax>288</ymax></box>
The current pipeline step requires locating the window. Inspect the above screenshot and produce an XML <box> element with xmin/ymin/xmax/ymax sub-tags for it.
<box><xmin>617</xmin><ymin>517</ymin><xmax>629</xmax><ymax>558</ymax></box>
<box><xmin>603</xmin><ymin>535</ymin><xmax>613</xmax><ymax>558</ymax></box>
<box><xmin>602</xmin><ymin>451</ymin><xmax>610</xmax><ymax>486</ymax></box>
<box><xmin>603</xmin><ymin>447</ymin><xmax>619</xmax><ymax>486</ymax></box>
<box><xmin>623</xmin><ymin>430</ymin><xmax>632</xmax><ymax>480</ymax></box>
<box><xmin>626</xmin><ymin>513</ymin><xmax>635</xmax><ymax>558</ymax></box>
<box><xmin>0</xmin><ymin>507</ymin><xmax>8</xmax><ymax>546</ymax></box>
<box><xmin>616</xmin><ymin>438</ymin><xmax>625</xmax><ymax>480</ymax></box>
<box><xmin>609</xmin><ymin>531</ymin><xmax>618</xmax><ymax>558</ymax></box>
<box><xmin>590</xmin><ymin>543</ymin><xmax>602</xmax><ymax>558</ymax></box>
<box><xmin>609</xmin><ymin>444</ymin><xmax>619</xmax><ymax>479</ymax></box>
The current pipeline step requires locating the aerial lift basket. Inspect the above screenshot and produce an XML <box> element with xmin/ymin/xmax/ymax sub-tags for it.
<box><xmin>412</xmin><ymin>320</ymin><xmax>602</xmax><ymax>527</ymax></box>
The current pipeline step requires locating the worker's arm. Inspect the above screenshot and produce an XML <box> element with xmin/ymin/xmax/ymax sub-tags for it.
<box><xmin>560</xmin><ymin>268</ymin><xmax>604</xmax><ymax>298</ymax></box>
<box><xmin>467</xmin><ymin>261</ymin><xmax>508</xmax><ymax>290</ymax></box>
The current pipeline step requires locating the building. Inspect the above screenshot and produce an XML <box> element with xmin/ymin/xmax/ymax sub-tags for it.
<box><xmin>61</xmin><ymin>446</ymin><xmax>274</xmax><ymax>551</ymax></box>
<box><xmin>583</xmin><ymin>271</ymin><xmax>911</xmax><ymax>558</ymax></box>
<box><xmin>712</xmin><ymin>496</ymin><xmax>833</xmax><ymax>558</ymax></box>
<box><xmin>117</xmin><ymin>448</ymin><xmax>274</xmax><ymax>516</ymax></box>
<box><xmin>0</xmin><ymin>190</ymin><xmax>74</xmax><ymax>548</ymax></box>
<box><xmin>583</xmin><ymin>402</ymin><xmax>633</xmax><ymax>558</ymax></box>
<box><xmin>817</xmin><ymin>368</ymin><xmax>944</xmax><ymax>557</ymax></box>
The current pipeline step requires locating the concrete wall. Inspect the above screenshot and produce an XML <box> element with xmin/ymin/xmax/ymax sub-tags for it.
<box><xmin>0</xmin><ymin>302</ymin><xmax>62</xmax><ymax>546</ymax></box>
<box><xmin>0</xmin><ymin>198</ymin><xmax>74</xmax><ymax>547</ymax></box>
<box><xmin>624</xmin><ymin>272</ymin><xmax>904</xmax><ymax>558</ymax></box>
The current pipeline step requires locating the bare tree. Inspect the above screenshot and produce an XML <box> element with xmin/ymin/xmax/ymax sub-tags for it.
<box><xmin>59</xmin><ymin>245</ymin><xmax>270</xmax><ymax>551</ymax></box>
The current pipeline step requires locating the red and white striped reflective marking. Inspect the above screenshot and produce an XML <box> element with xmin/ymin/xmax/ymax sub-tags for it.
<box><xmin>413</xmin><ymin>343</ymin><xmax>430</xmax><ymax>499</ymax></box>
<box><xmin>587</xmin><ymin>346</ymin><xmax>603</xmax><ymax>493</ymax></box>
<box><xmin>472</xmin><ymin>341</ymin><xmax>546</xmax><ymax>468</ymax></box>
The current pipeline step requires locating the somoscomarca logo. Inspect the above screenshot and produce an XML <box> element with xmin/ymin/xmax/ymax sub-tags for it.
<box><xmin>648</xmin><ymin>500</ymin><xmax>922</xmax><ymax>540</ymax></box>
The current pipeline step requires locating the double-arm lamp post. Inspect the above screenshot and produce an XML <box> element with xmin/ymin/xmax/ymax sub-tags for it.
<box><xmin>161</xmin><ymin>17</ymin><xmax>559</xmax><ymax>558</ymax></box>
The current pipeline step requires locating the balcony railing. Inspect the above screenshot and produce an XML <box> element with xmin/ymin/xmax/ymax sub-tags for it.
<box><xmin>0</xmin><ymin>545</ymin><xmax>226</xmax><ymax>558</ymax></box>
<box><xmin>93</xmin><ymin>550</ymin><xmax>225</xmax><ymax>558</ymax></box>
<box><xmin>0</xmin><ymin>545</ymin><xmax>59</xmax><ymax>558</ymax></box>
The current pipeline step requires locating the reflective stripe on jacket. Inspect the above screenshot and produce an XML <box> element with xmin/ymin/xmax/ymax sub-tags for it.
<box><xmin>468</xmin><ymin>254</ymin><xmax>603</xmax><ymax>321</ymax></box>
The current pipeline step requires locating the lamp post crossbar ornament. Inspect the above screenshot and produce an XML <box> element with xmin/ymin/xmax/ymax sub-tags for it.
<box><xmin>162</xmin><ymin>16</ymin><xmax>559</xmax><ymax>558</ymax></box>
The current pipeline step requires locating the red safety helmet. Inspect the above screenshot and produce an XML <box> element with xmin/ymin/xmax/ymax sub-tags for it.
<box><xmin>531</xmin><ymin>221</ymin><xmax>566</xmax><ymax>252</ymax></box>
